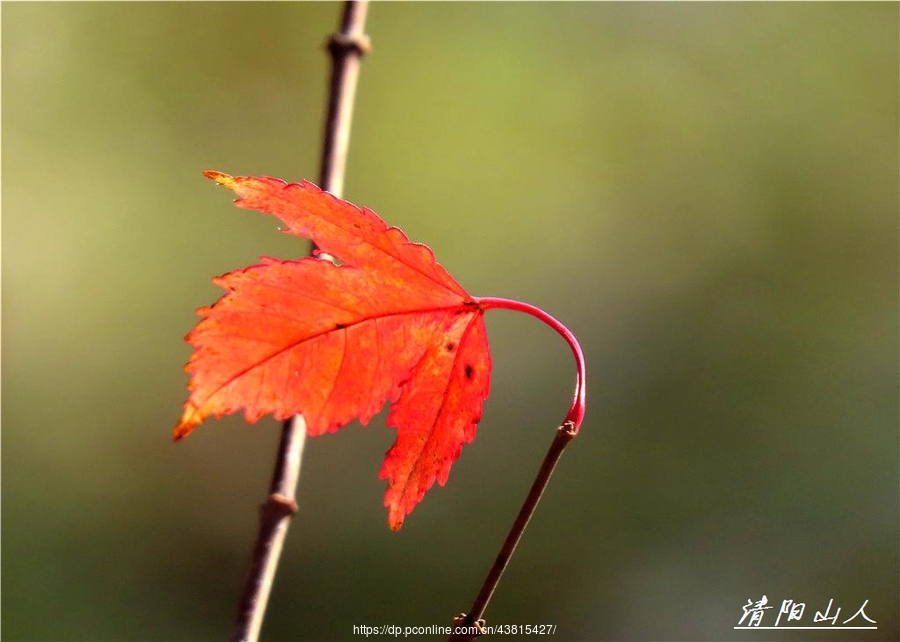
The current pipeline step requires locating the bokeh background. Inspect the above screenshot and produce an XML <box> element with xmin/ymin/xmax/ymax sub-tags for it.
<box><xmin>3</xmin><ymin>3</ymin><xmax>897</xmax><ymax>641</ymax></box>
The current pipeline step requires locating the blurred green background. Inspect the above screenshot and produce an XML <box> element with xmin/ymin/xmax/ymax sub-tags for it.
<box><xmin>3</xmin><ymin>3</ymin><xmax>897</xmax><ymax>641</ymax></box>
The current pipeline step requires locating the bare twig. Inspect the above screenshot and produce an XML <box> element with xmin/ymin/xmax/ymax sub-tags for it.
<box><xmin>319</xmin><ymin>1</ymin><xmax>371</xmax><ymax>197</ymax></box>
<box><xmin>449</xmin><ymin>297</ymin><xmax>586</xmax><ymax>642</ymax></box>
<box><xmin>449</xmin><ymin>424</ymin><xmax>577</xmax><ymax>642</ymax></box>
<box><xmin>231</xmin><ymin>3</ymin><xmax>370</xmax><ymax>641</ymax></box>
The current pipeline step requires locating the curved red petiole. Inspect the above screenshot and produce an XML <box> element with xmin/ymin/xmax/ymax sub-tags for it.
<box><xmin>476</xmin><ymin>296</ymin><xmax>586</xmax><ymax>431</ymax></box>
<box><xmin>448</xmin><ymin>296</ymin><xmax>586</xmax><ymax>641</ymax></box>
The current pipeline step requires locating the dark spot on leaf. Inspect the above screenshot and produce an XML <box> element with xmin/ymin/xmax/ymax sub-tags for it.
<box><xmin>446</xmin><ymin>342</ymin><xmax>456</xmax><ymax>352</ymax></box>
<box><xmin>335</xmin><ymin>323</ymin><xmax>347</xmax><ymax>330</ymax></box>
<box><xmin>465</xmin><ymin>365</ymin><xmax>474</xmax><ymax>380</ymax></box>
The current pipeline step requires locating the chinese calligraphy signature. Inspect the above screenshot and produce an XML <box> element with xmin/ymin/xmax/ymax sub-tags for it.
<box><xmin>737</xmin><ymin>596</ymin><xmax>876</xmax><ymax>629</ymax></box>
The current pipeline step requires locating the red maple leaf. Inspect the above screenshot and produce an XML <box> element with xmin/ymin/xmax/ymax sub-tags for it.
<box><xmin>176</xmin><ymin>172</ymin><xmax>491</xmax><ymax>530</ymax></box>
<box><xmin>176</xmin><ymin>172</ymin><xmax>585</xmax><ymax>530</ymax></box>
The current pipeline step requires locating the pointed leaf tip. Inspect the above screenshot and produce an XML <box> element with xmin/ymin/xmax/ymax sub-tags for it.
<box><xmin>203</xmin><ymin>170</ymin><xmax>232</xmax><ymax>185</ymax></box>
<box><xmin>173</xmin><ymin>405</ymin><xmax>201</xmax><ymax>441</ymax></box>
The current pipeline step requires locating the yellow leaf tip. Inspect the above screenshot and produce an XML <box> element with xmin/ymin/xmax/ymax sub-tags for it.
<box><xmin>173</xmin><ymin>409</ymin><xmax>201</xmax><ymax>442</ymax></box>
<box><xmin>387</xmin><ymin>507</ymin><xmax>405</xmax><ymax>531</ymax></box>
<box><xmin>202</xmin><ymin>170</ymin><xmax>232</xmax><ymax>185</ymax></box>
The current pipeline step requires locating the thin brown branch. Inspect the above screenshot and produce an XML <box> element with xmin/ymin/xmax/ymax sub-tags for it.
<box><xmin>320</xmin><ymin>1</ymin><xmax>371</xmax><ymax>196</ymax></box>
<box><xmin>449</xmin><ymin>422</ymin><xmax>578</xmax><ymax>642</ymax></box>
<box><xmin>231</xmin><ymin>3</ymin><xmax>370</xmax><ymax>641</ymax></box>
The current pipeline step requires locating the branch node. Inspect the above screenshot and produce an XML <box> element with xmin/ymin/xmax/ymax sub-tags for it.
<box><xmin>452</xmin><ymin>614</ymin><xmax>487</xmax><ymax>639</ymax></box>
<box><xmin>328</xmin><ymin>32</ymin><xmax>372</xmax><ymax>57</ymax></box>
<box><xmin>559</xmin><ymin>420</ymin><xmax>578</xmax><ymax>439</ymax></box>
<box><xmin>264</xmin><ymin>493</ymin><xmax>299</xmax><ymax>518</ymax></box>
